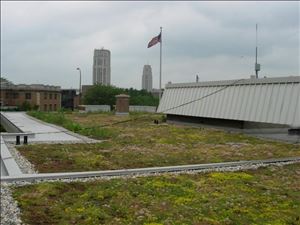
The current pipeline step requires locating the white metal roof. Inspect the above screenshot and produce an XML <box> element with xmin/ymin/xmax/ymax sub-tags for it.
<box><xmin>157</xmin><ymin>76</ymin><xmax>300</xmax><ymax>127</ymax></box>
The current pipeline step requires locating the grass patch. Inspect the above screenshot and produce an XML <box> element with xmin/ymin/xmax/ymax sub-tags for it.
<box><xmin>18</xmin><ymin>141</ymin><xmax>300</xmax><ymax>173</ymax></box>
<box><xmin>28</xmin><ymin>111</ymin><xmax>115</xmax><ymax>139</ymax></box>
<box><xmin>20</xmin><ymin>111</ymin><xmax>300</xmax><ymax>172</ymax></box>
<box><xmin>13</xmin><ymin>163</ymin><xmax>300</xmax><ymax>225</ymax></box>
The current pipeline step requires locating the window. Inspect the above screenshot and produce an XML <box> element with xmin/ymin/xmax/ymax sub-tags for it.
<box><xmin>5</xmin><ymin>92</ymin><xmax>10</xmax><ymax>98</ymax></box>
<box><xmin>44</xmin><ymin>93</ymin><xmax>47</xmax><ymax>99</ymax></box>
<box><xmin>13</xmin><ymin>93</ymin><xmax>19</xmax><ymax>99</ymax></box>
<box><xmin>54</xmin><ymin>94</ymin><xmax>57</xmax><ymax>100</ymax></box>
<box><xmin>25</xmin><ymin>93</ymin><xmax>31</xmax><ymax>100</ymax></box>
<box><xmin>44</xmin><ymin>104</ymin><xmax>47</xmax><ymax>111</ymax></box>
<box><xmin>54</xmin><ymin>104</ymin><xmax>57</xmax><ymax>111</ymax></box>
<box><xmin>49</xmin><ymin>104</ymin><xmax>52</xmax><ymax>111</ymax></box>
<box><xmin>49</xmin><ymin>93</ymin><xmax>52</xmax><ymax>99</ymax></box>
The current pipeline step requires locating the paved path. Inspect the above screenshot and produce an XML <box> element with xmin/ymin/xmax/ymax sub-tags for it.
<box><xmin>1</xmin><ymin>112</ymin><xmax>80</xmax><ymax>142</ymax></box>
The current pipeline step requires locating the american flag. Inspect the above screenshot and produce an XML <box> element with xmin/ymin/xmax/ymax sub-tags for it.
<box><xmin>147</xmin><ymin>32</ymin><xmax>161</xmax><ymax>48</ymax></box>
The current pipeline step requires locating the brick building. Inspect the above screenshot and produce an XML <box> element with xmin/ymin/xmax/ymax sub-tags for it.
<box><xmin>0</xmin><ymin>80</ymin><xmax>61</xmax><ymax>111</ymax></box>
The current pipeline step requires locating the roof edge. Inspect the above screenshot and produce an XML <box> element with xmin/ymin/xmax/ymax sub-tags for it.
<box><xmin>165</xmin><ymin>76</ymin><xmax>300</xmax><ymax>89</ymax></box>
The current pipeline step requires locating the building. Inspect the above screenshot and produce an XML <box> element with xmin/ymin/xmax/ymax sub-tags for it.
<box><xmin>157</xmin><ymin>76</ymin><xmax>300</xmax><ymax>129</ymax></box>
<box><xmin>93</xmin><ymin>48</ymin><xmax>111</xmax><ymax>85</ymax></box>
<box><xmin>61</xmin><ymin>89</ymin><xmax>78</xmax><ymax>110</ymax></box>
<box><xmin>151</xmin><ymin>88</ymin><xmax>163</xmax><ymax>98</ymax></box>
<box><xmin>142</xmin><ymin>65</ymin><xmax>153</xmax><ymax>92</ymax></box>
<box><xmin>0</xmin><ymin>80</ymin><xmax>61</xmax><ymax>111</ymax></box>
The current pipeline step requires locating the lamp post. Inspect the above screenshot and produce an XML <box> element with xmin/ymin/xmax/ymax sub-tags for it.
<box><xmin>76</xmin><ymin>68</ymin><xmax>82</xmax><ymax>95</ymax></box>
<box><xmin>76</xmin><ymin>68</ymin><xmax>82</xmax><ymax>106</ymax></box>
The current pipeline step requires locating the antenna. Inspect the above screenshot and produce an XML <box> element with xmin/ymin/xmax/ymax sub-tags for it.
<box><xmin>255</xmin><ymin>23</ymin><xmax>261</xmax><ymax>78</ymax></box>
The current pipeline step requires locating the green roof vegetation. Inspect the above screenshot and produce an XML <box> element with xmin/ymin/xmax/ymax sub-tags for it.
<box><xmin>18</xmin><ymin>111</ymin><xmax>300</xmax><ymax>173</ymax></box>
<box><xmin>13</xmin><ymin>163</ymin><xmax>300</xmax><ymax>225</ymax></box>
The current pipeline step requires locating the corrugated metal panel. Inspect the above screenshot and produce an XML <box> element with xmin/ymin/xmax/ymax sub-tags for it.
<box><xmin>287</xmin><ymin>83</ymin><xmax>299</xmax><ymax>124</ymax></box>
<box><xmin>230</xmin><ymin>85</ymin><xmax>240</xmax><ymax>120</ymax></box>
<box><xmin>281</xmin><ymin>84</ymin><xmax>293</xmax><ymax>124</ymax></box>
<box><xmin>158</xmin><ymin>76</ymin><xmax>300</xmax><ymax>126</ymax></box>
<box><xmin>293</xmin><ymin>86</ymin><xmax>300</xmax><ymax>126</ymax></box>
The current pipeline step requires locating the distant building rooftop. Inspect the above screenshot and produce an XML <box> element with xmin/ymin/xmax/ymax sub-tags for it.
<box><xmin>1</xmin><ymin>82</ymin><xmax>61</xmax><ymax>91</ymax></box>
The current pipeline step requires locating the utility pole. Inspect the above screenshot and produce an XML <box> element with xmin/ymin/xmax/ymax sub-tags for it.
<box><xmin>255</xmin><ymin>23</ymin><xmax>261</xmax><ymax>78</ymax></box>
<box><xmin>76</xmin><ymin>68</ymin><xmax>82</xmax><ymax>94</ymax></box>
<box><xmin>76</xmin><ymin>67</ymin><xmax>82</xmax><ymax>105</ymax></box>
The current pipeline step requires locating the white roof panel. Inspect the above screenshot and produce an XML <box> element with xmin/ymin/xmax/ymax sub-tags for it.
<box><xmin>158</xmin><ymin>76</ymin><xmax>300</xmax><ymax>126</ymax></box>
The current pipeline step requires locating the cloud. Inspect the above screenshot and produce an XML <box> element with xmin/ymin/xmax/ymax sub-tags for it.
<box><xmin>1</xmin><ymin>1</ymin><xmax>299</xmax><ymax>89</ymax></box>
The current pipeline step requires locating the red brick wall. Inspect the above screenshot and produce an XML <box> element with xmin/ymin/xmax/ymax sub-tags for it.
<box><xmin>116</xmin><ymin>95</ymin><xmax>130</xmax><ymax>113</ymax></box>
<box><xmin>0</xmin><ymin>89</ymin><xmax>61</xmax><ymax>111</ymax></box>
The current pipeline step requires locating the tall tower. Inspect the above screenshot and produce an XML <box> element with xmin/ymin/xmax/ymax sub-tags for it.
<box><xmin>93</xmin><ymin>48</ymin><xmax>111</xmax><ymax>85</ymax></box>
<box><xmin>142</xmin><ymin>65</ymin><xmax>153</xmax><ymax>92</ymax></box>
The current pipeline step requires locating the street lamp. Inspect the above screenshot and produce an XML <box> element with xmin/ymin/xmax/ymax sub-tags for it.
<box><xmin>76</xmin><ymin>68</ymin><xmax>82</xmax><ymax>95</ymax></box>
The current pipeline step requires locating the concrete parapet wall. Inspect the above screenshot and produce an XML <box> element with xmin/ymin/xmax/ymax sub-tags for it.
<box><xmin>79</xmin><ymin>105</ymin><xmax>157</xmax><ymax>113</ymax></box>
<box><xmin>0</xmin><ymin>113</ymin><xmax>23</xmax><ymax>132</ymax></box>
<box><xmin>129</xmin><ymin>105</ymin><xmax>157</xmax><ymax>113</ymax></box>
<box><xmin>81</xmin><ymin>105</ymin><xmax>110</xmax><ymax>112</ymax></box>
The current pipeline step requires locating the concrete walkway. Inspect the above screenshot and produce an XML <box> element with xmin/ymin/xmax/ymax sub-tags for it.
<box><xmin>1</xmin><ymin>136</ymin><xmax>22</xmax><ymax>176</ymax></box>
<box><xmin>1</xmin><ymin>112</ymin><xmax>80</xmax><ymax>142</ymax></box>
<box><xmin>1</xmin><ymin>112</ymin><xmax>100</xmax><ymax>177</ymax></box>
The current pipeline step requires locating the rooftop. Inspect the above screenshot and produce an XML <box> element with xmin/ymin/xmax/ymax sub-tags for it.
<box><xmin>1</xmin><ymin>82</ymin><xmax>61</xmax><ymax>91</ymax></box>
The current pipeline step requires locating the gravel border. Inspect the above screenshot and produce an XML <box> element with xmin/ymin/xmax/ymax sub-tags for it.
<box><xmin>7</xmin><ymin>160</ymin><xmax>300</xmax><ymax>187</ymax></box>
<box><xmin>5</xmin><ymin>143</ymin><xmax>37</xmax><ymax>174</ymax></box>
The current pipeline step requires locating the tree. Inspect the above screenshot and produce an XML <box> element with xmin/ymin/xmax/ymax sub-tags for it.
<box><xmin>84</xmin><ymin>85</ymin><xmax>158</xmax><ymax>106</ymax></box>
<box><xmin>19</xmin><ymin>101</ymin><xmax>32</xmax><ymax>111</ymax></box>
<box><xmin>84</xmin><ymin>85</ymin><xmax>122</xmax><ymax>106</ymax></box>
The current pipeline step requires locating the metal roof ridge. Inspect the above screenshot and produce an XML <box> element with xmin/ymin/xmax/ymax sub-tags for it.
<box><xmin>166</xmin><ymin>76</ymin><xmax>300</xmax><ymax>88</ymax></box>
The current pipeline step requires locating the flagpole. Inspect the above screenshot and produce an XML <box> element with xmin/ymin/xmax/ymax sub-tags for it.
<box><xmin>159</xmin><ymin>26</ymin><xmax>162</xmax><ymax>102</ymax></box>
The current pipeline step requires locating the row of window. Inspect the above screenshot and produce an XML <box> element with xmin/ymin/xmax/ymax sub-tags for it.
<box><xmin>95</xmin><ymin>52</ymin><xmax>109</xmax><ymax>57</ymax></box>
<box><xmin>5</xmin><ymin>92</ymin><xmax>58</xmax><ymax>100</ymax></box>
<box><xmin>44</xmin><ymin>104</ymin><xmax>57</xmax><ymax>111</ymax></box>
<box><xmin>95</xmin><ymin>68</ymin><xmax>108</xmax><ymax>84</ymax></box>
<box><xmin>44</xmin><ymin>93</ymin><xmax>58</xmax><ymax>100</ymax></box>
<box><xmin>94</xmin><ymin>58</ymin><xmax>109</xmax><ymax>66</ymax></box>
<box><xmin>5</xmin><ymin>92</ymin><xmax>31</xmax><ymax>99</ymax></box>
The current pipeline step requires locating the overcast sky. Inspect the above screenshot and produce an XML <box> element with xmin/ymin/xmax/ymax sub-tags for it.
<box><xmin>1</xmin><ymin>1</ymin><xmax>299</xmax><ymax>89</ymax></box>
